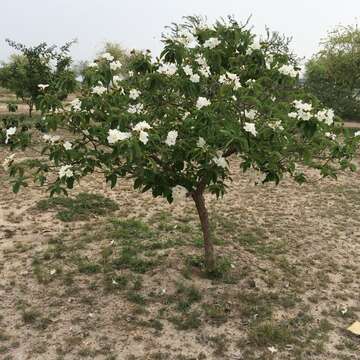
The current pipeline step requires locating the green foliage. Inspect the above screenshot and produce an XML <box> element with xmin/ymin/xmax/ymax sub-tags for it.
<box><xmin>305</xmin><ymin>24</ymin><xmax>360</xmax><ymax>120</ymax></box>
<box><xmin>0</xmin><ymin>39</ymin><xmax>77</xmax><ymax>116</ymax></box>
<box><xmin>1</xmin><ymin>16</ymin><xmax>359</xmax><ymax>269</ymax></box>
<box><xmin>35</xmin><ymin>192</ymin><xmax>119</xmax><ymax>221</ymax></box>
<box><xmin>4</xmin><ymin>16</ymin><xmax>358</xmax><ymax>198</ymax></box>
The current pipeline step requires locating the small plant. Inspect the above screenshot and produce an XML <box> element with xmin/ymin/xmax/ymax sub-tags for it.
<box><xmin>7</xmin><ymin>103</ymin><xmax>17</xmax><ymax>113</ymax></box>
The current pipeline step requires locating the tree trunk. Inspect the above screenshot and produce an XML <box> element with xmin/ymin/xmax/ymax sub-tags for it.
<box><xmin>28</xmin><ymin>103</ymin><xmax>33</xmax><ymax>118</ymax></box>
<box><xmin>192</xmin><ymin>191</ymin><xmax>215</xmax><ymax>272</ymax></box>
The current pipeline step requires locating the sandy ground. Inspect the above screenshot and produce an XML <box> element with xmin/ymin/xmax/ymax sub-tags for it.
<box><xmin>1</xmin><ymin>145</ymin><xmax>360</xmax><ymax>359</ymax></box>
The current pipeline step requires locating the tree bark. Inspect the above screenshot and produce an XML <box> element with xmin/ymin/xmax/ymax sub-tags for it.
<box><xmin>192</xmin><ymin>191</ymin><xmax>215</xmax><ymax>272</ymax></box>
<box><xmin>28</xmin><ymin>103</ymin><xmax>33</xmax><ymax>118</ymax></box>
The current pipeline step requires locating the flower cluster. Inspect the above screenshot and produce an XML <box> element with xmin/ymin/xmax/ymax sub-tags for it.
<box><xmin>157</xmin><ymin>63</ymin><xmax>177</xmax><ymax>76</ymax></box>
<box><xmin>246</xmin><ymin>38</ymin><xmax>261</xmax><ymax>55</ymax></box>
<box><xmin>182</xmin><ymin>65</ymin><xmax>200</xmax><ymax>83</ymax></box>
<box><xmin>243</xmin><ymin>122</ymin><xmax>257</xmax><ymax>137</ymax></box>
<box><xmin>5</xmin><ymin>127</ymin><xmax>16</xmax><ymax>144</ymax></box>
<box><xmin>288</xmin><ymin>101</ymin><xmax>335</xmax><ymax>125</ymax></box>
<box><xmin>43</xmin><ymin>134</ymin><xmax>60</xmax><ymax>144</ymax></box>
<box><xmin>196</xmin><ymin>97</ymin><xmax>211</xmax><ymax>110</ymax></box>
<box><xmin>219</xmin><ymin>72</ymin><xmax>242</xmax><ymax>90</ymax></box>
<box><xmin>203</xmin><ymin>37</ymin><xmax>221</xmax><ymax>49</ymax></box>
<box><xmin>195</xmin><ymin>55</ymin><xmax>211</xmax><ymax>78</ymax></box>
<box><xmin>107</xmin><ymin>129</ymin><xmax>132</xmax><ymax>144</ymax></box>
<box><xmin>165</xmin><ymin>130</ymin><xmax>178</xmax><ymax>146</ymax></box>
<box><xmin>59</xmin><ymin>165</ymin><xmax>73</xmax><ymax>179</ymax></box>
<box><xmin>289</xmin><ymin>100</ymin><xmax>314</xmax><ymax>121</ymax></box>
<box><xmin>70</xmin><ymin>98</ymin><xmax>82</xmax><ymax>111</ymax></box>
<box><xmin>278</xmin><ymin>64</ymin><xmax>298</xmax><ymax>78</ymax></box>
<box><xmin>91</xmin><ymin>84</ymin><xmax>107</xmax><ymax>95</ymax></box>
<box><xmin>128</xmin><ymin>103</ymin><xmax>144</xmax><ymax>114</ymax></box>
<box><xmin>316</xmin><ymin>109</ymin><xmax>335</xmax><ymax>126</ymax></box>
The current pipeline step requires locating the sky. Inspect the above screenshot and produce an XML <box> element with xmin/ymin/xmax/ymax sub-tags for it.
<box><xmin>0</xmin><ymin>0</ymin><xmax>359</xmax><ymax>64</ymax></box>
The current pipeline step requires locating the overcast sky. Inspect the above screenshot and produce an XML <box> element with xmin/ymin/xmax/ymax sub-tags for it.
<box><xmin>1</xmin><ymin>0</ymin><xmax>359</xmax><ymax>64</ymax></box>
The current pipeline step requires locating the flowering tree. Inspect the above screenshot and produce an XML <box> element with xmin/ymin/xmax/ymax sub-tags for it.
<box><xmin>2</xmin><ymin>17</ymin><xmax>359</xmax><ymax>271</ymax></box>
<box><xmin>0</xmin><ymin>39</ymin><xmax>76</xmax><ymax>117</ymax></box>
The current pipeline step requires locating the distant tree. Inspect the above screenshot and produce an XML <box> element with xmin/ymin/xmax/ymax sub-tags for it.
<box><xmin>305</xmin><ymin>24</ymin><xmax>360</xmax><ymax>120</ymax></box>
<box><xmin>0</xmin><ymin>40</ymin><xmax>77</xmax><ymax>117</ymax></box>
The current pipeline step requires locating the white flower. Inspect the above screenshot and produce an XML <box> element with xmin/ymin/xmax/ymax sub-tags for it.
<box><xmin>2</xmin><ymin>154</ymin><xmax>15</xmax><ymax>169</ymax></box>
<box><xmin>157</xmin><ymin>62</ymin><xmax>177</xmax><ymax>76</ymax></box>
<box><xmin>129</xmin><ymin>89</ymin><xmax>141</xmax><ymax>100</ymax></box>
<box><xmin>246</xmin><ymin>79</ymin><xmax>256</xmax><ymax>86</ymax></box>
<box><xmin>128</xmin><ymin>70</ymin><xmax>134</xmax><ymax>77</ymax></box>
<box><xmin>219</xmin><ymin>74</ymin><xmax>227</xmax><ymax>83</ymax></box>
<box><xmin>212</xmin><ymin>154</ymin><xmax>227</xmax><ymax>169</ymax></box>
<box><xmin>199</xmin><ymin>65</ymin><xmax>211</xmax><ymax>78</ymax></box>
<box><xmin>139</xmin><ymin>130</ymin><xmax>149</xmax><ymax>144</ymax></box>
<box><xmin>293</xmin><ymin>100</ymin><xmax>312</xmax><ymax>112</ymax></box>
<box><xmin>354</xmin><ymin>131</ymin><xmax>360</xmax><ymax>137</ymax></box>
<box><xmin>195</xmin><ymin>54</ymin><xmax>207</xmax><ymax>67</ymax></box>
<box><xmin>197</xmin><ymin>137</ymin><xmax>206</xmax><ymax>148</ymax></box>
<box><xmin>288</xmin><ymin>112</ymin><xmax>298</xmax><ymax>119</ymax></box>
<box><xmin>50</xmin><ymin>269</ymin><xmax>56</xmax><ymax>275</ymax></box>
<box><xmin>63</xmin><ymin>141</ymin><xmax>72</xmax><ymax>150</ymax></box>
<box><xmin>244</xmin><ymin>122</ymin><xmax>257</xmax><ymax>137</ymax></box>
<box><xmin>70</xmin><ymin>98</ymin><xmax>81</xmax><ymax>112</ymax></box>
<box><xmin>196</xmin><ymin>97</ymin><xmax>211</xmax><ymax>110</ymax></box>
<box><xmin>176</xmin><ymin>29</ymin><xmax>197</xmax><ymax>47</ymax></box>
<box><xmin>269</xmin><ymin>121</ymin><xmax>284</xmax><ymax>131</ymax></box>
<box><xmin>59</xmin><ymin>165</ymin><xmax>73</xmax><ymax>179</ymax></box>
<box><xmin>340</xmin><ymin>306</ymin><xmax>348</xmax><ymax>315</ymax></box>
<box><xmin>91</xmin><ymin>85</ymin><xmax>107</xmax><ymax>95</ymax></box>
<box><xmin>244</xmin><ymin>109</ymin><xmax>258</xmax><ymax>120</ymax></box>
<box><xmin>165</xmin><ymin>130</ymin><xmax>178</xmax><ymax>146</ymax></box>
<box><xmin>203</xmin><ymin>37</ymin><xmax>221</xmax><ymax>49</ymax></box>
<box><xmin>110</xmin><ymin>60</ymin><xmax>122</xmax><ymax>70</ymax></box>
<box><xmin>127</xmin><ymin>103</ymin><xmax>144</xmax><ymax>114</ymax></box>
<box><xmin>183</xmin><ymin>65</ymin><xmax>193</xmax><ymax>76</ymax></box>
<box><xmin>43</xmin><ymin>134</ymin><xmax>60</xmax><ymax>144</ymax></box>
<box><xmin>5</xmin><ymin>127</ymin><xmax>16</xmax><ymax>144</ymax></box>
<box><xmin>189</xmin><ymin>74</ymin><xmax>200</xmax><ymax>83</ymax></box>
<box><xmin>266</xmin><ymin>54</ymin><xmax>274</xmax><ymax>69</ymax></box>
<box><xmin>317</xmin><ymin>109</ymin><xmax>334</xmax><ymax>125</ymax></box>
<box><xmin>195</xmin><ymin>55</ymin><xmax>211</xmax><ymax>78</ymax></box>
<box><xmin>325</xmin><ymin>132</ymin><xmax>336</xmax><ymax>140</ymax></box>
<box><xmin>88</xmin><ymin>62</ymin><xmax>98</xmax><ymax>68</ymax></box>
<box><xmin>219</xmin><ymin>72</ymin><xmax>241</xmax><ymax>90</ymax></box>
<box><xmin>246</xmin><ymin>38</ymin><xmax>261</xmax><ymax>55</ymax></box>
<box><xmin>112</xmin><ymin>75</ymin><xmax>124</xmax><ymax>85</ymax></box>
<box><xmin>297</xmin><ymin>110</ymin><xmax>312</xmax><ymax>121</ymax></box>
<box><xmin>101</xmin><ymin>52</ymin><xmax>114</xmax><ymax>62</ymax></box>
<box><xmin>278</xmin><ymin>64</ymin><xmax>298</xmax><ymax>78</ymax></box>
<box><xmin>268</xmin><ymin>346</ymin><xmax>278</xmax><ymax>354</ymax></box>
<box><xmin>38</xmin><ymin>84</ymin><xmax>49</xmax><ymax>90</ymax></box>
<box><xmin>132</xmin><ymin>121</ymin><xmax>151</xmax><ymax>132</ymax></box>
<box><xmin>182</xmin><ymin>112</ymin><xmax>190</xmax><ymax>120</ymax></box>
<box><xmin>107</xmin><ymin>129</ymin><xmax>132</xmax><ymax>144</ymax></box>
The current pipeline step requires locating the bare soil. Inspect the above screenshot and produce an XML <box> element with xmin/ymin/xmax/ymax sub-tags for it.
<box><xmin>1</xmin><ymin>145</ymin><xmax>360</xmax><ymax>359</ymax></box>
